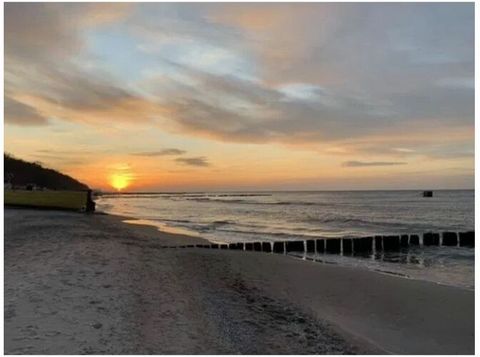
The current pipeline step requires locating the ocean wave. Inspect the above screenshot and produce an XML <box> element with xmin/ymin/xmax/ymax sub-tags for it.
<box><xmin>99</xmin><ymin>192</ymin><xmax>272</xmax><ymax>200</ymax></box>
<box><xmin>183</xmin><ymin>197</ymin><xmax>321</xmax><ymax>206</ymax></box>
<box><xmin>157</xmin><ymin>218</ymin><xmax>192</xmax><ymax>224</ymax></box>
<box><xmin>307</xmin><ymin>216</ymin><xmax>384</xmax><ymax>225</ymax></box>
<box><xmin>209</xmin><ymin>227</ymin><xmax>323</xmax><ymax>241</ymax></box>
<box><xmin>211</xmin><ymin>220</ymin><xmax>235</xmax><ymax>226</ymax></box>
<box><xmin>272</xmin><ymin>201</ymin><xmax>318</xmax><ymax>206</ymax></box>
<box><xmin>208</xmin><ymin>193</ymin><xmax>271</xmax><ymax>197</ymax></box>
<box><xmin>98</xmin><ymin>191</ymin><xmax>474</xmax><ymax>241</ymax></box>
<box><xmin>301</xmin><ymin>215</ymin><xmax>443</xmax><ymax>232</ymax></box>
<box><xmin>185</xmin><ymin>198</ymin><xmax>252</xmax><ymax>204</ymax></box>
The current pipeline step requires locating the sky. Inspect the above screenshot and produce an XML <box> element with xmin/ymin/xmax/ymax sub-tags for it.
<box><xmin>4</xmin><ymin>2</ymin><xmax>474</xmax><ymax>191</ymax></box>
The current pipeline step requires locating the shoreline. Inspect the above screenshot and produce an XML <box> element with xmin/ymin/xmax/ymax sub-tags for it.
<box><xmin>5</xmin><ymin>208</ymin><xmax>474</xmax><ymax>354</ymax></box>
<box><xmin>96</xmin><ymin>209</ymin><xmax>212</xmax><ymax>246</ymax></box>
<box><xmin>116</xmin><ymin>211</ymin><xmax>474</xmax><ymax>291</ymax></box>
<box><xmin>288</xmin><ymin>253</ymin><xmax>475</xmax><ymax>292</ymax></box>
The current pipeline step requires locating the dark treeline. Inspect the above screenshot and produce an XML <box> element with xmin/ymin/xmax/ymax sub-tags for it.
<box><xmin>4</xmin><ymin>154</ymin><xmax>89</xmax><ymax>191</ymax></box>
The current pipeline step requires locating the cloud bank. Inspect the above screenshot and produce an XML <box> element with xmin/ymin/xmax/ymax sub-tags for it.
<box><xmin>4</xmin><ymin>3</ymin><xmax>474</xmax><ymax>180</ymax></box>
<box><xmin>342</xmin><ymin>161</ymin><xmax>407</xmax><ymax>168</ymax></box>
<box><xmin>175</xmin><ymin>157</ymin><xmax>210</xmax><ymax>167</ymax></box>
<box><xmin>131</xmin><ymin>149</ymin><xmax>186</xmax><ymax>157</ymax></box>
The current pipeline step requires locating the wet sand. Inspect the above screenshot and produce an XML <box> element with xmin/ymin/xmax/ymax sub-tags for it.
<box><xmin>4</xmin><ymin>208</ymin><xmax>474</xmax><ymax>354</ymax></box>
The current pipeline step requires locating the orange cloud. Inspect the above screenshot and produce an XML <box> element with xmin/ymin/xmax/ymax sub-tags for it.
<box><xmin>9</xmin><ymin>93</ymin><xmax>169</xmax><ymax>127</ymax></box>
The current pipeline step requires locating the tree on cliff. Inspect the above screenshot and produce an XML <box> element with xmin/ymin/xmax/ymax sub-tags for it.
<box><xmin>4</xmin><ymin>154</ymin><xmax>89</xmax><ymax>191</ymax></box>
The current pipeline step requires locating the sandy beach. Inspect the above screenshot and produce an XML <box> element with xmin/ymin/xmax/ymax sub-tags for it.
<box><xmin>4</xmin><ymin>208</ymin><xmax>474</xmax><ymax>354</ymax></box>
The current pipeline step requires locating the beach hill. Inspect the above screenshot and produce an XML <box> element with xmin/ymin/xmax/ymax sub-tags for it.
<box><xmin>4</xmin><ymin>154</ymin><xmax>89</xmax><ymax>191</ymax></box>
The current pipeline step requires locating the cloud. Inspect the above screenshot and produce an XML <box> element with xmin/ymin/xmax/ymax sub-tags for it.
<box><xmin>393</xmin><ymin>148</ymin><xmax>414</xmax><ymax>153</ymax></box>
<box><xmin>5</xmin><ymin>3</ymin><xmax>81</xmax><ymax>63</ymax></box>
<box><xmin>30</xmin><ymin>153</ymin><xmax>88</xmax><ymax>167</ymax></box>
<box><xmin>319</xmin><ymin>123</ymin><xmax>473</xmax><ymax>157</ymax></box>
<box><xmin>4</xmin><ymin>2</ymin><xmax>474</xmax><ymax>158</ymax></box>
<box><xmin>144</xmin><ymin>65</ymin><xmax>399</xmax><ymax>144</ymax></box>
<box><xmin>131</xmin><ymin>149</ymin><xmax>186</xmax><ymax>156</ymax></box>
<box><xmin>5</xmin><ymin>3</ymin><xmax>131</xmax><ymax>62</ymax></box>
<box><xmin>132</xmin><ymin>3</ymin><xmax>473</xmax><ymax>146</ymax></box>
<box><xmin>175</xmin><ymin>157</ymin><xmax>210</xmax><ymax>167</ymax></box>
<box><xmin>4</xmin><ymin>96</ymin><xmax>49</xmax><ymax>126</ymax></box>
<box><xmin>8</xmin><ymin>92</ymin><xmax>167</xmax><ymax>127</ymax></box>
<box><xmin>211</xmin><ymin>3</ymin><xmax>474</xmax><ymax>90</ymax></box>
<box><xmin>5</xmin><ymin>2</ymin><xmax>163</xmax><ymax>127</ymax></box>
<box><xmin>436</xmin><ymin>77</ymin><xmax>475</xmax><ymax>89</ymax></box>
<box><xmin>342</xmin><ymin>161</ymin><xmax>407</xmax><ymax>167</ymax></box>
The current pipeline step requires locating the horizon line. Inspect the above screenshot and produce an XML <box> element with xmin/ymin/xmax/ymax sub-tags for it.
<box><xmin>99</xmin><ymin>188</ymin><xmax>474</xmax><ymax>195</ymax></box>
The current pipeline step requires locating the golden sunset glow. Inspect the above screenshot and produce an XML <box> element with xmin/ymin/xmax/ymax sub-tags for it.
<box><xmin>4</xmin><ymin>3</ymin><xmax>474</xmax><ymax>191</ymax></box>
<box><xmin>110</xmin><ymin>174</ymin><xmax>131</xmax><ymax>191</ymax></box>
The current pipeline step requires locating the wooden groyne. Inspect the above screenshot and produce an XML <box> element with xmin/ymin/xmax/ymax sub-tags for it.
<box><xmin>165</xmin><ymin>231</ymin><xmax>475</xmax><ymax>253</ymax></box>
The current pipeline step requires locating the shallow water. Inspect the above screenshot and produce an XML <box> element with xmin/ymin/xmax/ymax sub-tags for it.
<box><xmin>289</xmin><ymin>246</ymin><xmax>474</xmax><ymax>289</ymax></box>
<box><xmin>97</xmin><ymin>190</ymin><xmax>474</xmax><ymax>288</ymax></box>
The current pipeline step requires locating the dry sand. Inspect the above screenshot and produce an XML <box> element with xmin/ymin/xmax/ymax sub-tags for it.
<box><xmin>4</xmin><ymin>208</ymin><xmax>474</xmax><ymax>354</ymax></box>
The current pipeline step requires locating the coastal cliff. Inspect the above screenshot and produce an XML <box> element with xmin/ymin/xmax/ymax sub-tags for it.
<box><xmin>4</xmin><ymin>154</ymin><xmax>89</xmax><ymax>191</ymax></box>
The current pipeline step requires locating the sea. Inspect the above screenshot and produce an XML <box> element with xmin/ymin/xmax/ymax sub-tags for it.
<box><xmin>96</xmin><ymin>190</ymin><xmax>475</xmax><ymax>289</ymax></box>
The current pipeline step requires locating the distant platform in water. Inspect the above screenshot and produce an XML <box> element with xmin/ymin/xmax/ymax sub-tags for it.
<box><xmin>423</xmin><ymin>190</ymin><xmax>433</xmax><ymax>197</ymax></box>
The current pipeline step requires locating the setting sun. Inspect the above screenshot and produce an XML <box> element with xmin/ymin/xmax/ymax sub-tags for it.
<box><xmin>110</xmin><ymin>174</ymin><xmax>131</xmax><ymax>191</ymax></box>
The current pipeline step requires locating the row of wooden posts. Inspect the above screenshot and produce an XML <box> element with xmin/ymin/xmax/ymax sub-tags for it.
<box><xmin>167</xmin><ymin>231</ymin><xmax>474</xmax><ymax>254</ymax></box>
